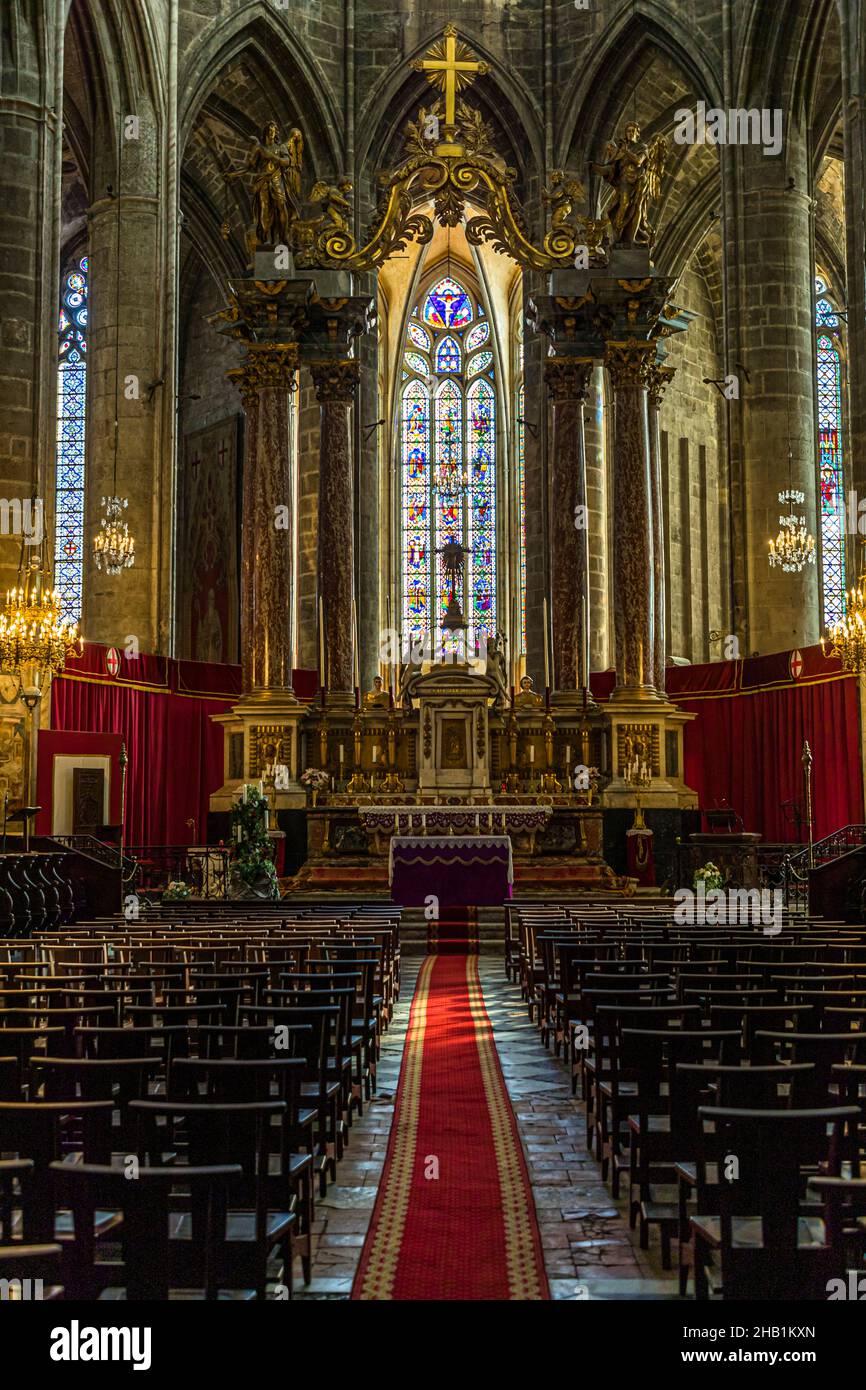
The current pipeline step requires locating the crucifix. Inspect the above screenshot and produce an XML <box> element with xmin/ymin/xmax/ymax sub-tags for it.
<box><xmin>412</xmin><ymin>23</ymin><xmax>489</xmax><ymax>130</ymax></box>
<box><xmin>216</xmin><ymin>439</ymin><xmax>228</xmax><ymax>469</ymax></box>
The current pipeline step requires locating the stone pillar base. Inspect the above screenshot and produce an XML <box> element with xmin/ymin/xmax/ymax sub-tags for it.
<box><xmin>602</xmin><ymin>696</ymin><xmax>698</xmax><ymax>810</ymax></box>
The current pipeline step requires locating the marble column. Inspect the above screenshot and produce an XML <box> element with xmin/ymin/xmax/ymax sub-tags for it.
<box><xmin>309</xmin><ymin>359</ymin><xmax>359</xmax><ymax>698</ymax></box>
<box><xmin>605</xmin><ymin>340</ymin><xmax>656</xmax><ymax>696</ymax></box>
<box><xmin>230</xmin><ymin>346</ymin><xmax>299</xmax><ymax>695</ymax></box>
<box><xmin>544</xmin><ymin>357</ymin><xmax>593</xmax><ymax>693</ymax></box>
<box><xmin>647</xmin><ymin>363</ymin><xmax>676</xmax><ymax>695</ymax></box>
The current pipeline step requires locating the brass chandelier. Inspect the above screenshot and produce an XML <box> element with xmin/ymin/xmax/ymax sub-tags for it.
<box><xmin>0</xmin><ymin>554</ymin><xmax>82</xmax><ymax>686</ymax></box>
<box><xmin>822</xmin><ymin>549</ymin><xmax>866</xmax><ymax>673</ymax></box>
<box><xmin>768</xmin><ymin>489</ymin><xmax>816</xmax><ymax>573</ymax></box>
<box><xmin>93</xmin><ymin>495</ymin><xmax>135</xmax><ymax>575</ymax></box>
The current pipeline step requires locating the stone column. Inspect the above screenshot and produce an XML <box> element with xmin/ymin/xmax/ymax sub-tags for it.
<box><xmin>544</xmin><ymin>357</ymin><xmax>593</xmax><ymax>693</ymax></box>
<box><xmin>309</xmin><ymin>359</ymin><xmax>359</xmax><ymax>698</ymax></box>
<box><xmin>605</xmin><ymin>340</ymin><xmax>656</xmax><ymax>696</ymax></box>
<box><xmin>723</xmin><ymin>138</ymin><xmax>818</xmax><ymax>652</ymax></box>
<box><xmin>230</xmin><ymin>345</ymin><xmax>299</xmax><ymax>694</ymax></box>
<box><xmin>0</xmin><ymin>0</ymin><xmax>64</xmax><ymax>594</ymax></box>
<box><xmin>647</xmin><ymin>363</ymin><xmax>676</xmax><ymax>694</ymax></box>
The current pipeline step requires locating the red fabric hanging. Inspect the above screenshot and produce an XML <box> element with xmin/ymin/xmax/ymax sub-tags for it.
<box><xmin>50</xmin><ymin>673</ymin><xmax>231</xmax><ymax>848</ymax></box>
<box><xmin>679</xmin><ymin>675</ymin><xmax>862</xmax><ymax>842</ymax></box>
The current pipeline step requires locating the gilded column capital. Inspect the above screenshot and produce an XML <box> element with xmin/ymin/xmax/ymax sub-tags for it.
<box><xmin>228</xmin><ymin>343</ymin><xmax>299</xmax><ymax>407</ymax></box>
<box><xmin>308</xmin><ymin>358</ymin><xmax>360</xmax><ymax>402</ymax></box>
<box><xmin>603</xmin><ymin>338</ymin><xmax>656</xmax><ymax>389</ymax></box>
<box><xmin>544</xmin><ymin>357</ymin><xmax>593</xmax><ymax>402</ymax></box>
<box><xmin>646</xmin><ymin>362</ymin><xmax>676</xmax><ymax>409</ymax></box>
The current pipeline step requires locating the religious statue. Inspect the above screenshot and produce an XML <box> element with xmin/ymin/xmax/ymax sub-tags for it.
<box><xmin>589</xmin><ymin>122</ymin><xmax>667</xmax><ymax>248</ymax></box>
<box><xmin>309</xmin><ymin>177</ymin><xmax>353</xmax><ymax>232</ymax></box>
<box><xmin>363</xmin><ymin>675</ymin><xmax>390</xmax><ymax>709</ymax></box>
<box><xmin>515</xmin><ymin>674</ymin><xmax>543</xmax><ymax>709</ymax></box>
<box><xmin>485</xmin><ymin>631</ymin><xmax>508</xmax><ymax>696</ymax></box>
<box><xmin>226</xmin><ymin>121</ymin><xmax>303</xmax><ymax>246</ymax></box>
<box><xmin>542</xmin><ymin>170</ymin><xmax>584</xmax><ymax>229</ymax></box>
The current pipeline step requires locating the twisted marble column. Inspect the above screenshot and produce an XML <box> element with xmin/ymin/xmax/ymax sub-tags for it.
<box><xmin>605</xmin><ymin>340</ymin><xmax>656</xmax><ymax>695</ymax></box>
<box><xmin>647</xmin><ymin>363</ymin><xmax>676</xmax><ymax>695</ymax></box>
<box><xmin>309</xmin><ymin>359</ymin><xmax>359</xmax><ymax>696</ymax></box>
<box><xmin>544</xmin><ymin>357</ymin><xmax>593</xmax><ymax>692</ymax></box>
<box><xmin>230</xmin><ymin>344</ymin><xmax>298</xmax><ymax>694</ymax></box>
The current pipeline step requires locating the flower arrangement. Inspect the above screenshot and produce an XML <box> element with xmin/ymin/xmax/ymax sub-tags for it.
<box><xmin>300</xmin><ymin>768</ymin><xmax>329</xmax><ymax>790</ymax></box>
<box><xmin>163</xmin><ymin>880</ymin><xmax>190</xmax><ymax>901</ymax></box>
<box><xmin>693</xmin><ymin>861</ymin><xmax>725</xmax><ymax>892</ymax></box>
<box><xmin>230</xmin><ymin>784</ymin><xmax>278</xmax><ymax>900</ymax></box>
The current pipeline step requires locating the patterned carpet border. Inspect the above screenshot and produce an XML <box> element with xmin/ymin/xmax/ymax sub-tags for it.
<box><xmin>352</xmin><ymin>956</ymin><xmax>549</xmax><ymax>1300</ymax></box>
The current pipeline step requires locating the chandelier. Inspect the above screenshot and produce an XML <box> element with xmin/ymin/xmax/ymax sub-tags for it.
<box><xmin>768</xmin><ymin>490</ymin><xmax>816</xmax><ymax>573</ymax></box>
<box><xmin>0</xmin><ymin>556</ymin><xmax>82</xmax><ymax>683</ymax></box>
<box><xmin>434</xmin><ymin>461</ymin><xmax>470</xmax><ymax>496</ymax></box>
<box><xmin>93</xmin><ymin>495</ymin><xmax>135</xmax><ymax>575</ymax></box>
<box><xmin>822</xmin><ymin>570</ymin><xmax>866</xmax><ymax>673</ymax></box>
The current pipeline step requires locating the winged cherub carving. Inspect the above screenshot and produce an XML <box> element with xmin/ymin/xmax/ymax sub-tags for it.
<box><xmin>589</xmin><ymin>122</ymin><xmax>667</xmax><ymax>247</ymax></box>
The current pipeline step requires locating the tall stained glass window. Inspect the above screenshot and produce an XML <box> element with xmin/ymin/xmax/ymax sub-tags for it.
<box><xmin>55</xmin><ymin>257</ymin><xmax>88</xmax><ymax>621</ymax></box>
<box><xmin>815</xmin><ymin>275</ymin><xmax>846</xmax><ymax>627</ymax></box>
<box><xmin>400</xmin><ymin>273</ymin><xmax>497</xmax><ymax>646</ymax></box>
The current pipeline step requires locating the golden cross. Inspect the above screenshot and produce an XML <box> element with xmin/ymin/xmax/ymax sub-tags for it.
<box><xmin>412</xmin><ymin>25</ymin><xmax>488</xmax><ymax>128</ymax></box>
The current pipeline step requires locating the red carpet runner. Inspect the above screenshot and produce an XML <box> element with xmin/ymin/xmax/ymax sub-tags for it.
<box><xmin>352</xmin><ymin>956</ymin><xmax>549</xmax><ymax>1300</ymax></box>
<box><xmin>426</xmin><ymin>906</ymin><xmax>478</xmax><ymax>954</ymax></box>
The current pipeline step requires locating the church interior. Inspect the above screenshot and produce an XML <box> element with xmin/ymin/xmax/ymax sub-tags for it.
<box><xmin>3</xmin><ymin>0</ymin><xmax>866</xmax><ymax>1325</ymax></box>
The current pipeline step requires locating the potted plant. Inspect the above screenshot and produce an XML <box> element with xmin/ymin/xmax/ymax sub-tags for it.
<box><xmin>163</xmin><ymin>880</ymin><xmax>190</xmax><ymax>902</ymax></box>
<box><xmin>693</xmin><ymin>860</ymin><xmax>725</xmax><ymax>893</ymax></box>
<box><xmin>229</xmin><ymin>784</ymin><xmax>279</xmax><ymax>900</ymax></box>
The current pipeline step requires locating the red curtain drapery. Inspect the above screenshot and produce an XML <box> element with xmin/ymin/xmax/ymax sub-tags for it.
<box><xmin>50</xmin><ymin>673</ymin><xmax>232</xmax><ymax>847</ymax></box>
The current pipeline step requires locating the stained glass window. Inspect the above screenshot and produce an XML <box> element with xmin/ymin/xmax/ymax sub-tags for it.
<box><xmin>422</xmin><ymin>275</ymin><xmax>473</xmax><ymax>330</ymax></box>
<box><xmin>402</xmin><ymin>379</ymin><xmax>431</xmax><ymax>631</ymax></box>
<box><xmin>815</xmin><ymin>277</ymin><xmax>846</xmax><ymax>627</ymax></box>
<box><xmin>408</xmin><ymin>322</ymin><xmax>430</xmax><ymax>352</ymax></box>
<box><xmin>465</xmin><ymin>321</ymin><xmax>489</xmax><ymax>352</ymax></box>
<box><xmin>400</xmin><ymin>274</ymin><xmax>497</xmax><ymax>648</ymax></box>
<box><xmin>405</xmin><ymin>351</ymin><xmax>429</xmax><ymax>377</ymax></box>
<box><xmin>435</xmin><ymin>335</ymin><xmax>461</xmax><ymax>375</ymax></box>
<box><xmin>468</xmin><ymin>350</ymin><xmax>493</xmax><ymax>379</ymax></box>
<box><xmin>55</xmin><ymin>256</ymin><xmax>88</xmax><ymax>621</ymax></box>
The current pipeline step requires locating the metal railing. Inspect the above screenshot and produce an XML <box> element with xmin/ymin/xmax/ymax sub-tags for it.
<box><xmin>781</xmin><ymin>824</ymin><xmax>866</xmax><ymax>914</ymax></box>
<box><xmin>123</xmin><ymin>845</ymin><xmax>231</xmax><ymax>900</ymax></box>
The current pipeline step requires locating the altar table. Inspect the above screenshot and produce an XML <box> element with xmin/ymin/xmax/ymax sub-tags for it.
<box><xmin>389</xmin><ymin>835</ymin><xmax>513</xmax><ymax>907</ymax></box>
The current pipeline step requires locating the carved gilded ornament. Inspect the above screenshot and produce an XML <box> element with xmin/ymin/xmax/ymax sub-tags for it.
<box><xmin>544</xmin><ymin>357</ymin><xmax>593</xmax><ymax>402</ymax></box>
<box><xmin>227</xmin><ymin>343</ymin><xmax>299</xmax><ymax>405</ymax></box>
<box><xmin>646</xmin><ymin>362</ymin><xmax>677</xmax><ymax>407</ymax></box>
<box><xmin>604</xmin><ymin>339</ymin><xmax>656</xmax><ymax>388</ymax></box>
<box><xmin>308</xmin><ymin>359</ymin><xmax>360</xmax><ymax>403</ymax></box>
<box><xmin>227</xmin><ymin>27</ymin><xmax>609</xmax><ymax>274</ymax></box>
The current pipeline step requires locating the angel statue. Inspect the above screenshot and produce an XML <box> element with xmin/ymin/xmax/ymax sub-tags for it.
<box><xmin>542</xmin><ymin>169</ymin><xmax>584</xmax><ymax>229</ymax></box>
<box><xmin>589</xmin><ymin>122</ymin><xmax>667</xmax><ymax>247</ymax></box>
<box><xmin>309</xmin><ymin>177</ymin><xmax>354</xmax><ymax>233</ymax></box>
<box><xmin>226</xmin><ymin>121</ymin><xmax>302</xmax><ymax>247</ymax></box>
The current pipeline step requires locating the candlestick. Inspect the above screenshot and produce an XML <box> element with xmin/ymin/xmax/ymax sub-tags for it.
<box><xmin>543</xmin><ymin>597</ymin><xmax>551</xmax><ymax>691</ymax></box>
<box><xmin>352</xmin><ymin>597</ymin><xmax>360</xmax><ymax>692</ymax></box>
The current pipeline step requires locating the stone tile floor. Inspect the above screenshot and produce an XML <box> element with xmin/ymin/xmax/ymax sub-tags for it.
<box><xmin>294</xmin><ymin>951</ymin><xmax>681</xmax><ymax>1300</ymax></box>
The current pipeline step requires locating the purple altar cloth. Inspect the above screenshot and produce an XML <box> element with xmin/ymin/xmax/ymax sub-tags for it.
<box><xmin>388</xmin><ymin>835</ymin><xmax>513</xmax><ymax>907</ymax></box>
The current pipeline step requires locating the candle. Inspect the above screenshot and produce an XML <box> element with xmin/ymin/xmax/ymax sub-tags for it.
<box><xmin>422</xmin><ymin>812</ymin><xmax>427</xmax><ymax>831</ymax></box>
<box><xmin>543</xmin><ymin>597</ymin><xmax>550</xmax><ymax>691</ymax></box>
<box><xmin>339</xmin><ymin>744</ymin><xmax>344</xmax><ymax>763</ymax></box>
<box><xmin>488</xmin><ymin>812</ymin><xmax>492</xmax><ymax>830</ymax></box>
<box><xmin>475</xmin><ymin>812</ymin><xmax>480</xmax><ymax>831</ymax></box>
<box><xmin>394</xmin><ymin>811</ymin><xmax>399</xmax><ymax>832</ymax></box>
<box><xmin>352</xmin><ymin>598</ymin><xmax>360</xmax><ymax>692</ymax></box>
<box><xmin>372</xmin><ymin>744</ymin><xmax>378</xmax><ymax>763</ymax></box>
<box><xmin>529</xmin><ymin>746</ymin><xmax>535</xmax><ymax>764</ymax></box>
<box><xmin>565</xmin><ymin>744</ymin><xmax>571</xmax><ymax>764</ymax></box>
<box><xmin>501</xmin><ymin>812</ymin><xmax>506</xmax><ymax>831</ymax></box>
<box><xmin>319</xmin><ymin>596</ymin><xmax>326</xmax><ymax>691</ymax></box>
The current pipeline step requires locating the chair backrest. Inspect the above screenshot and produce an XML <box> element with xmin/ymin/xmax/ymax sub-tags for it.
<box><xmin>0</xmin><ymin>1100</ymin><xmax>114</xmax><ymax>1241</ymax></box>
